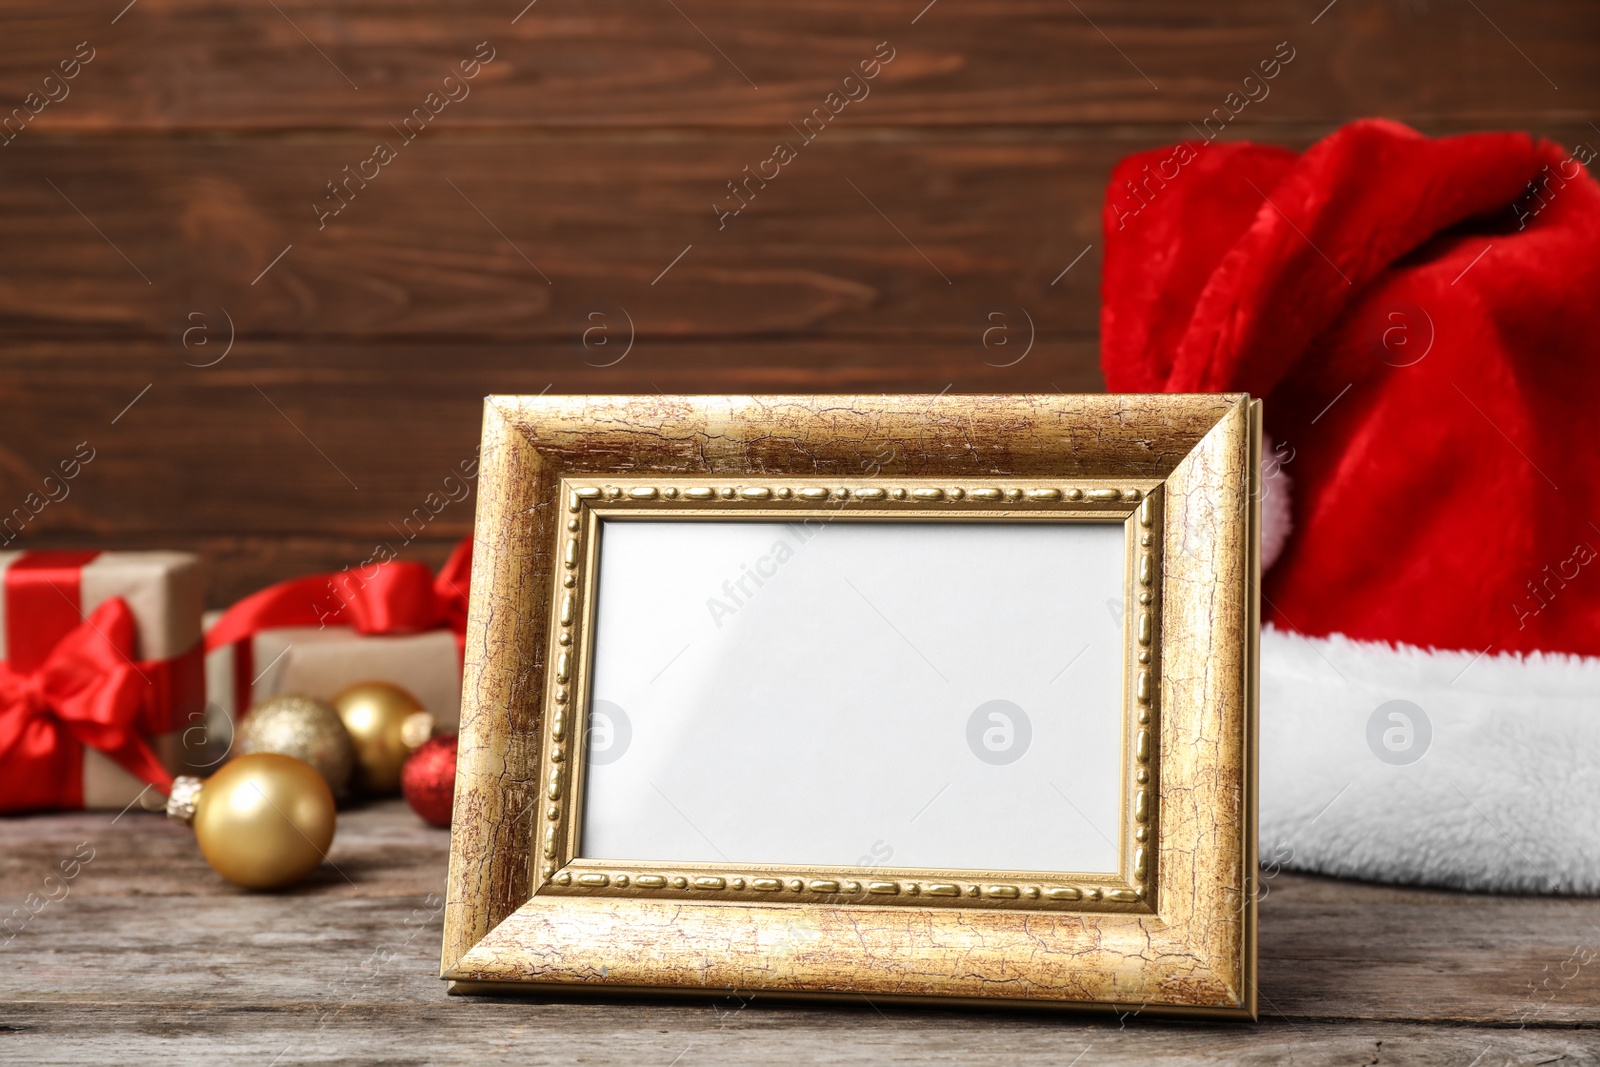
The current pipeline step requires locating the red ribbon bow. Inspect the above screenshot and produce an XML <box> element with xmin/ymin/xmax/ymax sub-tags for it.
<box><xmin>0</xmin><ymin>597</ymin><xmax>173</xmax><ymax>813</ymax></box>
<box><xmin>205</xmin><ymin>539</ymin><xmax>473</xmax><ymax>715</ymax></box>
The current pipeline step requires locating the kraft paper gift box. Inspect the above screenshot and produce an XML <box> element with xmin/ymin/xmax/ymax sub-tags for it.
<box><xmin>204</xmin><ymin>541</ymin><xmax>471</xmax><ymax>728</ymax></box>
<box><xmin>204</xmin><ymin>620</ymin><xmax>462</xmax><ymax>727</ymax></box>
<box><xmin>0</xmin><ymin>550</ymin><xmax>206</xmax><ymax>813</ymax></box>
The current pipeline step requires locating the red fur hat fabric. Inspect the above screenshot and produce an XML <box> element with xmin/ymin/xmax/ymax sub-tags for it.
<box><xmin>1101</xmin><ymin>119</ymin><xmax>1600</xmax><ymax>891</ymax></box>
<box><xmin>1104</xmin><ymin>117</ymin><xmax>1600</xmax><ymax>656</ymax></box>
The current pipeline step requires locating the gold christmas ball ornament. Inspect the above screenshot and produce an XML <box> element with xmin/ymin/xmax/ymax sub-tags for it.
<box><xmin>237</xmin><ymin>693</ymin><xmax>355</xmax><ymax>796</ymax></box>
<box><xmin>167</xmin><ymin>754</ymin><xmax>337</xmax><ymax>890</ymax></box>
<box><xmin>331</xmin><ymin>681</ymin><xmax>435</xmax><ymax>795</ymax></box>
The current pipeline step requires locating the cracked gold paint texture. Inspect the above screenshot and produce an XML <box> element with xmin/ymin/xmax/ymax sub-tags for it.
<box><xmin>441</xmin><ymin>393</ymin><xmax>1259</xmax><ymax>1017</ymax></box>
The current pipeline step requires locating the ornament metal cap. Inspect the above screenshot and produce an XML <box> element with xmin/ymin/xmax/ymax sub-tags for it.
<box><xmin>166</xmin><ymin>775</ymin><xmax>204</xmax><ymax>826</ymax></box>
<box><xmin>401</xmin><ymin>711</ymin><xmax>436</xmax><ymax>750</ymax></box>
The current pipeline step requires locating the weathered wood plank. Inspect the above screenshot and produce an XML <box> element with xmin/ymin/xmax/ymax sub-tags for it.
<box><xmin>6</xmin><ymin>804</ymin><xmax>1600</xmax><ymax>1028</ymax></box>
<box><xmin>1260</xmin><ymin>872</ymin><xmax>1600</xmax><ymax>1025</ymax></box>
<box><xmin>0</xmin><ymin>0</ymin><xmax>1591</xmax><ymax>132</ymax></box>
<box><xmin>4</xmin><ymin>1006</ymin><xmax>1599</xmax><ymax>1067</ymax></box>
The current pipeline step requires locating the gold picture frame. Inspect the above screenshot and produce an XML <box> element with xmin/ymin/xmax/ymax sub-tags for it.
<box><xmin>442</xmin><ymin>393</ymin><xmax>1260</xmax><ymax>1018</ymax></box>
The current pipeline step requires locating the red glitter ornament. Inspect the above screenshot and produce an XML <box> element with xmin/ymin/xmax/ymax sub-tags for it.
<box><xmin>401</xmin><ymin>734</ymin><xmax>457</xmax><ymax>827</ymax></box>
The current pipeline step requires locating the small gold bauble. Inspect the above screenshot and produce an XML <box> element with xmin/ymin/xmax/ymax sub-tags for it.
<box><xmin>190</xmin><ymin>754</ymin><xmax>336</xmax><ymax>890</ymax></box>
<box><xmin>332</xmin><ymin>681</ymin><xmax>433</xmax><ymax>795</ymax></box>
<box><xmin>237</xmin><ymin>694</ymin><xmax>355</xmax><ymax>796</ymax></box>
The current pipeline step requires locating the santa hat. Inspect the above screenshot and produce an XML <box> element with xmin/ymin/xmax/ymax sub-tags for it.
<box><xmin>1101</xmin><ymin>119</ymin><xmax>1600</xmax><ymax>892</ymax></box>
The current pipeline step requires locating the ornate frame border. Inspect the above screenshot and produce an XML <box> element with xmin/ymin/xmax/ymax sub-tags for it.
<box><xmin>442</xmin><ymin>394</ymin><xmax>1259</xmax><ymax>1017</ymax></box>
<box><xmin>544</xmin><ymin>478</ymin><xmax>1160</xmax><ymax>913</ymax></box>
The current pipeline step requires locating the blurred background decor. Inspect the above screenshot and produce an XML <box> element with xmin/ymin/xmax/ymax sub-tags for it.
<box><xmin>3</xmin><ymin>1</ymin><xmax>1590</xmax><ymax>601</ymax></box>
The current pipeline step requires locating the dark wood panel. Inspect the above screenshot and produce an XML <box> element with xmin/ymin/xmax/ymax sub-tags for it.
<box><xmin>2</xmin><ymin>3</ymin><xmax>1592</xmax><ymax>608</ymax></box>
<box><xmin>0</xmin><ymin>0</ymin><xmax>1591</xmax><ymax>132</ymax></box>
<box><xmin>5</xmin><ymin>122</ymin><xmax>1593</xmax><ymax>346</ymax></box>
<box><xmin>0</xmin><ymin>339</ymin><xmax>1102</xmax><ymax>604</ymax></box>
<box><xmin>0</xmin><ymin>134</ymin><xmax>1117</xmax><ymax>342</ymax></box>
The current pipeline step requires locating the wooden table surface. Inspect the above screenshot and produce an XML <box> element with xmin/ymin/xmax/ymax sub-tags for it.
<box><xmin>5</xmin><ymin>799</ymin><xmax>1599</xmax><ymax>1065</ymax></box>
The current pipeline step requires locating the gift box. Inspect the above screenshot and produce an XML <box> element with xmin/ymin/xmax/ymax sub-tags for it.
<box><xmin>205</xmin><ymin>541</ymin><xmax>470</xmax><ymax>728</ymax></box>
<box><xmin>0</xmin><ymin>550</ymin><xmax>206</xmax><ymax>812</ymax></box>
<box><xmin>205</xmin><ymin>623</ymin><xmax>463</xmax><ymax>725</ymax></box>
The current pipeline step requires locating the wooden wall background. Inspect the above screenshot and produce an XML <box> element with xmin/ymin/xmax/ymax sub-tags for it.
<box><xmin>1</xmin><ymin>0</ymin><xmax>1592</xmax><ymax>606</ymax></box>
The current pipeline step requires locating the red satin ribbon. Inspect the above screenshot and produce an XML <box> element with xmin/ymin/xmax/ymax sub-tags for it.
<box><xmin>5</xmin><ymin>550</ymin><xmax>102</xmax><ymax>671</ymax></box>
<box><xmin>205</xmin><ymin>539</ymin><xmax>473</xmax><ymax>716</ymax></box>
<box><xmin>137</xmin><ymin>643</ymin><xmax>206</xmax><ymax>737</ymax></box>
<box><xmin>0</xmin><ymin>598</ymin><xmax>174</xmax><ymax>813</ymax></box>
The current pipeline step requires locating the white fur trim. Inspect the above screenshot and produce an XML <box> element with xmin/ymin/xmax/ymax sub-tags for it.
<box><xmin>1259</xmin><ymin>434</ymin><xmax>1291</xmax><ymax>571</ymax></box>
<box><xmin>1260</xmin><ymin>626</ymin><xmax>1600</xmax><ymax>893</ymax></box>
